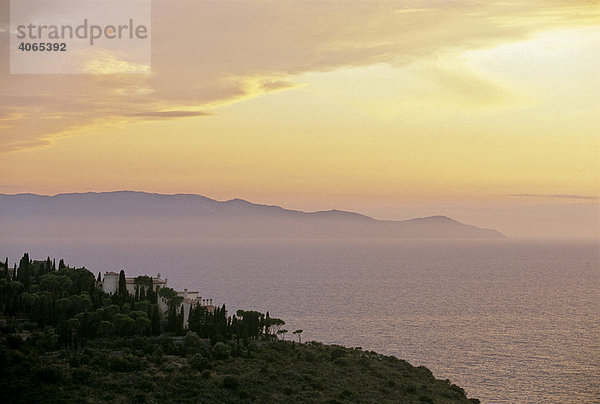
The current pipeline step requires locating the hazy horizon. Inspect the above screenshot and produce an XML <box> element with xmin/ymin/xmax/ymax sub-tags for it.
<box><xmin>1</xmin><ymin>189</ymin><xmax>597</xmax><ymax>239</ymax></box>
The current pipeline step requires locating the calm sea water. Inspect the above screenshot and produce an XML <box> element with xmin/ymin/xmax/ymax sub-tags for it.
<box><xmin>2</xmin><ymin>238</ymin><xmax>599</xmax><ymax>403</ymax></box>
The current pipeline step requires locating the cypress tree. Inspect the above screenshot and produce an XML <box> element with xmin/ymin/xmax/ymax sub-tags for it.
<box><xmin>97</xmin><ymin>272</ymin><xmax>101</xmax><ymax>283</ymax></box>
<box><xmin>20</xmin><ymin>253</ymin><xmax>31</xmax><ymax>291</ymax></box>
<box><xmin>187</xmin><ymin>305</ymin><xmax>195</xmax><ymax>331</ymax></box>
<box><xmin>167</xmin><ymin>303</ymin><xmax>177</xmax><ymax>332</ymax></box>
<box><xmin>140</xmin><ymin>286</ymin><xmax>146</xmax><ymax>301</ymax></box>
<box><xmin>58</xmin><ymin>259</ymin><xmax>65</xmax><ymax>270</ymax></box>
<box><xmin>151</xmin><ymin>305</ymin><xmax>161</xmax><ymax>335</ymax></box>
<box><xmin>38</xmin><ymin>262</ymin><xmax>46</xmax><ymax>279</ymax></box>
<box><xmin>177</xmin><ymin>306</ymin><xmax>184</xmax><ymax>335</ymax></box>
<box><xmin>148</xmin><ymin>286</ymin><xmax>157</xmax><ymax>304</ymax></box>
<box><xmin>118</xmin><ymin>270</ymin><xmax>127</xmax><ymax>296</ymax></box>
<box><xmin>265</xmin><ymin>311</ymin><xmax>270</xmax><ymax>335</ymax></box>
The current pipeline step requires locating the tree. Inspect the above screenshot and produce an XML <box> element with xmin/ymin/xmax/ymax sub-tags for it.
<box><xmin>277</xmin><ymin>329</ymin><xmax>288</xmax><ymax>340</ymax></box>
<box><xmin>98</xmin><ymin>320</ymin><xmax>114</xmax><ymax>337</ymax></box>
<box><xmin>1</xmin><ymin>258</ymin><xmax>9</xmax><ymax>279</ymax></box>
<box><xmin>67</xmin><ymin>317</ymin><xmax>80</xmax><ymax>345</ymax></box>
<box><xmin>134</xmin><ymin>316</ymin><xmax>152</xmax><ymax>336</ymax></box>
<box><xmin>113</xmin><ymin>313</ymin><xmax>135</xmax><ymax>336</ymax></box>
<box><xmin>176</xmin><ymin>306</ymin><xmax>185</xmax><ymax>335</ymax></box>
<box><xmin>212</xmin><ymin>342</ymin><xmax>230</xmax><ymax>360</ymax></box>
<box><xmin>146</xmin><ymin>286</ymin><xmax>157</xmax><ymax>304</ymax></box>
<box><xmin>118</xmin><ymin>270</ymin><xmax>127</xmax><ymax>296</ymax></box>
<box><xmin>293</xmin><ymin>329</ymin><xmax>303</xmax><ymax>344</ymax></box>
<box><xmin>61</xmin><ymin>267</ymin><xmax>96</xmax><ymax>295</ymax></box>
<box><xmin>166</xmin><ymin>303</ymin><xmax>178</xmax><ymax>333</ymax></box>
<box><xmin>151</xmin><ymin>305</ymin><xmax>161</xmax><ymax>335</ymax></box>
<box><xmin>133</xmin><ymin>275</ymin><xmax>152</xmax><ymax>289</ymax></box>
<box><xmin>158</xmin><ymin>287</ymin><xmax>178</xmax><ymax>301</ymax></box>
<box><xmin>58</xmin><ymin>259</ymin><xmax>66</xmax><ymax>270</ymax></box>
<box><xmin>183</xmin><ymin>331</ymin><xmax>203</xmax><ymax>353</ymax></box>
<box><xmin>18</xmin><ymin>253</ymin><xmax>31</xmax><ymax>291</ymax></box>
<box><xmin>265</xmin><ymin>317</ymin><xmax>285</xmax><ymax>337</ymax></box>
<box><xmin>39</xmin><ymin>272</ymin><xmax>72</xmax><ymax>297</ymax></box>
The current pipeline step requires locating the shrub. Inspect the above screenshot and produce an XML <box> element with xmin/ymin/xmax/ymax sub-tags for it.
<box><xmin>23</xmin><ymin>321</ymin><xmax>38</xmax><ymax>331</ymax></box>
<box><xmin>304</xmin><ymin>351</ymin><xmax>316</xmax><ymax>362</ymax></box>
<box><xmin>159</xmin><ymin>335</ymin><xmax>177</xmax><ymax>355</ymax></box>
<box><xmin>6</xmin><ymin>335</ymin><xmax>23</xmax><ymax>350</ymax></box>
<box><xmin>212</xmin><ymin>342</ymin><xmax>230</xmax><ymax>360</ymax></box>
<box><xmin>69</xmin><ymin>356</ymin><xmax>81</xmax><ymax>367</ymax></box>
<box><xmin>222</xmin><ymin>375</ymin><xmax>239</xmax><ymax>389</ymax></box>
<box><xmin>330</xmin><ymin>347</ymin><xmax>345</xmax><ymax>360</ymax></box>
<box><xmin>34</xmin><ymin>366</ymin><xmax>62</xmax><ymax>383</ymax></box>
<box><xmin>151</xmin><ymin>353</ymin><xmax>165</xmax><ymax>366</ymax></box>
<box><xmin>72</xmin><ymin>367</ymin><xmax>91</xmax><ymax>382</ymax></box>
<box><xmin>450</xmin><ymin>383</ymin><xmax>466</xmax><ymax>396</ymax></box>
<box><xmin>184</xmin><ymin>331</ymin><xmax>207</xmax><ymax>356</ymax></box>
<box><xmin>339</xmin><ymin>389</ymin><xmax>353</xmax><ymax>399</ymax></box>
<box><xmin>108</xmin><ymin>354</ymin><xmax>142</xmax><ymax>372</ymax></box>
<box><xmin>80</xmin><ymin>354</ymin><xmax>91</xmax><ymax>365</ymax></box>
<box><xmin>188</xmin><ymin>353</ymin><xmax>211</xmax><ymax>371</ymax></box>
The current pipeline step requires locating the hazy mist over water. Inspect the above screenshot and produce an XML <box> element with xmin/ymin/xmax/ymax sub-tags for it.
<box><xmin>2</xmin><ymin>238</ymin><xmax>598</xmax><ymax>403</ymax></box>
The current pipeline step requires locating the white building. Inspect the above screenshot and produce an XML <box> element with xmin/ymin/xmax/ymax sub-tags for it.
<box><xmin>176</xmin><ymin>288</ymin><xmax>214</xmax><ymax>325</ymax></box>
<box><xmin>100</xmin><ymin>271</ymin><xmax>214</xmax><ymax>327</ymax></box>
<box><xmin>100</xmin><ymin>271</ymin><xmax>168</xmax><ymax>296</ymax></box>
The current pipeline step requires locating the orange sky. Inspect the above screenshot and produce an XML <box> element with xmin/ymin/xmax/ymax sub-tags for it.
<box><xmin>0</xmin><ymin>0</ymin><xmax>598</xmax><ymax>238</ymax></box>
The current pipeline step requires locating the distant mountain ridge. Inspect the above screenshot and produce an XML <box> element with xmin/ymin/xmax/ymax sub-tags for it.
<box><xmin>0</xmin><ymin>191</ymin><xmax>505</xmax><ymax>239</ymax></box>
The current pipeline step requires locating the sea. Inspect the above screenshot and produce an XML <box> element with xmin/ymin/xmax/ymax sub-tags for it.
<box><xmin>2</xmin><ymin>238</ymin><xmax>599</xmax><ymax>403</ymax></box>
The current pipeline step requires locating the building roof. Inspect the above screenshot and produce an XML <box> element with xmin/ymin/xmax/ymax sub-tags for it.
<box><xmin>124</xmin><ymin>276</ymin><xmax>167</xmax><ymax>284</ymax></box>
<box><xmin>103</xmin><ymin>272</ymin><xmax>167</xmax><ymax>284</ymax></box>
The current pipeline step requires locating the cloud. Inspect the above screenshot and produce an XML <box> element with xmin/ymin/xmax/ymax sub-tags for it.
<box><xmin>125</xmin><ymin>110</ymin><xmax>212</xmax><ymax>120</ymax></box>
<box><xmin>509</xmin><ymin>194</ymin><xmax>599</xmax><ymax>200</ymax></box>
<box><xmin>1</xmin><ymin>0</ymin><xmax>598</xmax><ymax>152</ymax></box>
<box><xmin>258</xmin><ymin>80</ymin><xmax>299</xmax><ymax>92</ymax></box>
<box><xmin>422</xmin><ymin>66</ymin><xmax>518</xmax><ymax>107</ymax></box>
<box><xmin>83</xmin><ymin>58</ymin><xmax>151</xmax><ymax>75</ymax></box>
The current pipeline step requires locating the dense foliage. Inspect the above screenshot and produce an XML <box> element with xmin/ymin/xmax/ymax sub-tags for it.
<box><xmin>0</xmin><ymin>254</ymin><xmax>281</xmax><ymax>344</ymax></box>
<box><xmin>0</xmin><ymin>255</ymin><xmax>479</xmax><ymax>403</ymax></box>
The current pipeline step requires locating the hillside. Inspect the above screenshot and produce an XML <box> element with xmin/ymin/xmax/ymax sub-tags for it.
<box><xmin>0</xmin><ymin>338</ymin><xmax>479</xmax><ymax>403</ymax></box>
<box><xmin>0</xmin><ymin>191</ymin><xmax>504</xmax><ymax>239</ymax></box>
<box><xmin>0</xmin><ymin>255</ymin><xmax>480</xmax><ymax>403</ymax></box>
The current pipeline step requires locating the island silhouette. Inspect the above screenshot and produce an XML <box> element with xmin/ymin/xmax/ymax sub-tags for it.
<box><xmin>0</xmin><ymin>191</ymin><xmax>504</xmax><ymax>240</ymax></box>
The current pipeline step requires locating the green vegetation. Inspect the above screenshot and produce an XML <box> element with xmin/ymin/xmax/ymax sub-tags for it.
<box><xmin>0</xmin><ymin>254</ymin><xmax>479</xmax><ymax>403</ymax></box>
<box><xmin>0</xmin><ymin>254</ymin><xmax>270</xmax><ymax>343</ymax></box>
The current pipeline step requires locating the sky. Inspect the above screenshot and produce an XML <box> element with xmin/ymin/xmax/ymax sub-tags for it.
<box><xmin>0</xmin><ymin>0</ymin><xmax>599</xmax><ymax>238</ymax></box>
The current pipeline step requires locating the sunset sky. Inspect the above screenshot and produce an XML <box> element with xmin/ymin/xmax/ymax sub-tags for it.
<box><xmin>0</xmin><ymin>0</ymin><xmax>598</xmax><ymax>238</ymax></box>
